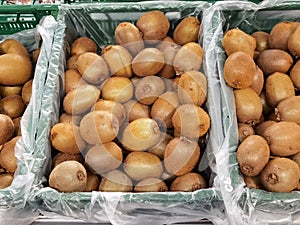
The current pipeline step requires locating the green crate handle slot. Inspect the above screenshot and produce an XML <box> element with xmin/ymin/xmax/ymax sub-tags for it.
<box><xmin>0</xmin><ymin>5</ymin><xmax>58</xmax><ymax>35</ymax></box>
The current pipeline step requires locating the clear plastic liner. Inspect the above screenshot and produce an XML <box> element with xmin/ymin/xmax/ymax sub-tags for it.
<box><xmin>203</xmin><ymin>0</ymin><xmax>300</xmax><ymax>224</ymax></box>
<box><xmin>0</xmin><ymin>15</ymin><xmax>57</xmax><ymax>225</ymax></box>
<box><xmin>28</xmin><ymin>2</ymin><xmax>227</xmax><ymax>225</ymax></box>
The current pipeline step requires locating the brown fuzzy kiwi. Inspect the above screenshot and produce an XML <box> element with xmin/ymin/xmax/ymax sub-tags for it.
<box><xmin>290</xmin><ymin>59</ymin><xmax>300</xmax><ymax>90</ymax></box>
<box><xmin>136</xmin><ymin>10</ymin><xmax>170</xmax><ymax>43</ymax></box>
<box><xmin>243</xmin><ymin>175</ymin><xmax>262</xmax><ymax>189</ymax></box>
<box><xmin>79</xmin><ymin>110</ymin><xmax>119</xmax><ymax>145</ymax></box>
<box><xmin>121</xmin><ymin>118</ymin><xmax>161</xmax><ymax>151</ymax></box>
<box><xmin>101</xmin><ymin>77</ymin><xmax>134</xmax><ymax>103</ymax></box>
<box><xmin>0</xmin><ymin>114</ymin><xmax>14</xmax><ymax>145</ymax></box>
<box><xmin>0</xmin><ymin>173</ymin><xmax>14</xmax><ymax>189</ymax></box>
<box><xmin>158</xmin><ymin>44</ymin><xmax>180</xmax><ymax>79</ymax></box>
<box><xmin>251</xmin><ymin>31</ymin><xmax>269</xmax><ymax>53</ymax></box>
<box><xmin>291</xmin><ymin>151</ymin><xmax>300</xmax><ymax>167</ymax></box>
<box><xmin>173</xmin><ymin>16</ymin><xmax>201</xmax><ymax>46</ymax></box>
<box><xmin>238</xmin><ymin>123</ymin><xmax>255</xmax><ymax>143</ymax></box>
<box><xmin>288</xmin><ymin>25</ymin><xmax>300</xmax><ymax>57</ymax></box>
<box><xmin>102</xmin><ymin>45</ymin><xmax>133</xmax><ymax>78</ymax></box>
<box><xmin>259</xmin><ymin>92</ymin><xmax>273</xmax><ymax>117</ymax></box>
<box><xmin>131</xmin><ymin>48</ymin><xmax>165</xmax><ymax>77</ymax></box>
<box><xmin>0</xmin><ymin>95</ymin><xmax>26</xmax><ymax>119</ymax></box>
<box><xmin>260</xmin><ymin>157</ymin><xmax>300</xmax><ymax>192</ymax></box>
<box><xmin>21</xmin><ymin>79</ymin><xmax>32</xmax><ymax>105</ymax></box>
<box><xmin>164</xmin><ymin>137</ymin><xmax>200</xmax><ymax>176</ymax></box>
<box><xmin>123</xmin><ymin>100</ymin><xmax>150</xmax><ymax>122</ymax></box>
<box><xmin>265</xmin><ymin>72</ymin><xmax>295</xmax><ymax>107</ymax></box>
<box><xmin>70</xmin><ymin>37</ymin><xmax>97</xmax><ymax>56</ymax></box>
<box><xmin>64</xmin><ymin>69</ymin><xmax>88</xmax><ymax>94</ymax></box>
<box><xmin>59</xmin><ymin>113</ymin><xmax>82</xmax><ymax>126</ymax></box>
<box><xmin>234</xmin><ymin>87</ymin><xmax>263</xmax><ymax>125</ymax></box>
<box><xmin>12</xmin><ymin>116</ymin><xmax>21</xmax><ymax>136</ymax></box>
<box><xmin>50</xmin><ymin>123</ymin><xmax>87</xmax><ymax>154</ymax></box>
<box><xmin>134</xmin><ymin>178</ymin><xmax>168</xmax><ymax>192</ymax></box>
<box><xmin>49</xmin><ymin>160</ymin><xmax>87</xmax><ymax>192</ymax></box>
<box><xmin>148</xmin><ymin>133</ymin><xmax>173</xmax><ymax>160</ymax></box>
<box><xmin>222</xmin><ymin>28</ymin><xmax>256</xmax><ymax>57</ymax></box>
<box><xmin>134</xmin><ymin>76</ymin><xmax>165</xmax><ymax>105</ymax></box>
<box><xmin>151</xmin><ymin>91</ymin><xmax>180</xmax><ymax>129</ymax></box>
<box><xmin>170</xmin><ymin>172</ymin><xmax>207</xmax><ymax>192</ymax></box>
<box><xmin>123</xmin><ymin>151</ymin><xmax>163</xmax><ymax>181</ymax></box>
<box><xmin>177</xmin><ymin>70</ymin><xmax>207</xmax><ymax>107</ymax></box>
<box><xmin>237</xmin><ymin>135</ymin><xmax>270</xmax><ymax>177</ymax></box>
<box><xmin>250</xmin><ymin>66</ymin><xmax>264</xmax><ymax>95</ymax></box>
<box><xmin>254</xmin><ymin>120</ymin><xmax>276</xmax><ymax>137</ymax></box>
<box><xmin>0</xmin><ymin>136</ymin><xmax>20</xmax><ymax>173</ymax></box>
<box><xmin>223</xmin><ymin>51</ymin><xmax>256</xmax><ymax>89</ymax></box>
<box><xmin>275</xmin><ymin>96</ymin><xmax>300</xmax><ymax>125</ymax></box>
<box><xmin>256</xmin><ymin>49</ymin><xmax>293</xmax><ymax>76</ymax></box>
<box><xmin>85</xmin><ymin>171</ymin><xmax>100</xmax><ymax>192</ymax></box>
<box><xmin>52</xmin><ymin>152</ymin><xmax>84</xmax><ymax>168</ymax></box>
<box><xmin>262</xmin><ymin>121</ymin><xmax>300</xmax><ymax>156</ymax></box>
<box><xmin>0</xmin><ymin>85</ymin><xmax>22</xmax><ymax>97</ymax></box>
<box><xmin>268</xmin><ymin>21</ymin><xmax>300</xmax><ymax>51</ymax></box>
<box><xmin>67</xmin><ymin>54</ymin><xmax>80</xmax><ymax>70</ymax></box>
<box><xmin>85</xmin><ymin>142</ymin><xmax>123</xmax><ymax>175</ymax></box>
<box><xmin>172</xmin><ymin>104</ymin><xmax>210</xmax><ymax>139</ymax></box>
<box><xmin>99</xmin><ymin>169</ymin><xmax>132</xmax><ymax>192</ymax></box>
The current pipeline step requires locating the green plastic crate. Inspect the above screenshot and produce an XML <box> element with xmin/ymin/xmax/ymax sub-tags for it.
<box><xmin>203</xmin><ymin>0</ymin><xmax>300</xmax><ymax>224</ymax></box>
<box><xmin>0</xmin><ymin>5</ymin><xmax>58</xmax><ymax>35</ymax></box>
<box><xmin>28</xmin><ymin>1</ymin><xmax>227</xmax><ymax>224</ymax></box>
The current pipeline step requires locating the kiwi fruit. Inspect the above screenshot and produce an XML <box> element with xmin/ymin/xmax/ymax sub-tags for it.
<box><xmin>148</xmin><ymin>133</ymin><xmax>173</xmax><ymax>159</ymax></box>
<box><xmin>259</xmin><ymin>92</ymin><xmax>273</xmax><ymax>116</ymax></box>
<box><xmin>102</xmin><ymin>45</ymin><xmax>133</xmax><ymax>78</ymax></box>
<box><xmin>85</xmin><ymin>171</ymin><xmax>100</xmax><ymax>192</ymax></box>
<box><xmin>158</xmin><ymin>44</ymin><xmax>179</xmax><ymax>79</ymax></box>
<box><xmin>288</xmin><ymin>25</ymin><xmax>300</xmax><ymax>57</ymax></box>
<box><xmin>0</xmin><ymin>114</ymin><xmax>14</xmax><ymax>145</ymax></box>
<box><xmin>59</xmin><ymin>113</ymin><xmax>82</xmax><ymax>126</ymax></box>
<box><xmin>243</xmin><ymin>175</ymin><xmax>262</xmax><ymax>189</ymax></box>
<box><xmin>291</xmin><ymin>151</ymin><xmax>300</xmax><ymax>167</ymax></box>
<box><xmin>170</xmin><ymin>172</ymin><xmax>206</xmax><ymax>192</ymax></box>
<box><xmin>79</xmin><ymin>110</ymin><xmax>119</xmax><ymax>145</ymax></box>
<box><xmin>268</xmin><ymin>21</ymin><xmax>300</xmax><ymax>51</ymax></box>
<box><xmin>237</xmin><ymin>135</ymin><xmax>270</xmax><ymax>177</ymax></box>
<box><xmin>134</xmin><ymin>178</ymin><xmax>168</xmax><ymax>192</ymax></box>
<box><xmin>265</xmin><ymin>72</ymin><xmax>295</xmax><ymax>107</ymax></box>
<box><xmin>222</xmin><ymin>28</ymin><xmax>256</xmax><ymax>57</ymax></box>
<box><xmin>92</xmin><ymin>99</ymin><xmax>126</xmax><ymax>125</ymax></box>
<box><xmin>64</xmin><ymin>69</ymin><xmax>88</xmax><ymax>93</ymax></box>
<box><xmin>121</xmin><ymin>118</ymin><xmax>161</xmax><ymax>151</ymax></box>
<box><xmin>177</xmin><ymin>70</ymin><xmax>207</xmax><ymax>106</ymax></box>
<box><xmin>0</xmin><ymin>85</ymin><xmax>22</xmax><ymax>97</ymax></box>
<box><xmin>12</xmin><ymin>116</ymin><xmax>21</xmax><ymax>136</ymax></box>
<box><xmin>254</xmin><ymin>120</ymin><xmax>276</xmax><ymax>137</ymax></box>
<box><xmin>63</xmin><ymin>84</ymin><xmax>101</xmax><ymax>115</ymax></box>
<box><xmin>251</xmin><ymin>31</ymin><xmax>269</xmax><ymax>53</ymax></box>
<box><xmin>85</xmin><ymin>142</ymin><xmax>123</xmax><ymax>175</ymax></box>
<box><xmin>52</xmin><ymin>152</ymin><xmax>84</xmax><ymax>168</ymax></box>
<box><xmin>50</xmin><ymin>123</ymin><xmax>87</xmax><ymax>154</ymax></box>
<box><xmin>290</xmin><ymin>59</ymin><xmax>300</xmax><ymax>89</ymax></box>
<box><xmin>76</xmin><ymin>52</ymin><xmax>110</xmax><ymax>85</ymax></box>
<box><xmin>262</xmin><ymin>121</ymin><xmax>300</xmax><ymax>156</ymax></box>
<box><xmin>114</xmin><ymin>22</ymin><xmax>144</xmax><ymax>57</ymax></box>
<box><xmin>173</xmin><ymin>42</ymin><xmax>204</xmax><ymax>75</ymax></box>
<box><xmin>256</xmin><ymin>49</ymin><xmax>293</xmax><ymax>76</ymax></box>
<box><xmin>172</xmin><ymin>104</ymin><xmax>210</xmax><ymax>139</ymax></box>
<box><xmin>131</xmin><ymin>48</ymin><xmax>165</xmax><ymax>77</ymax></box>
<box><xmin>0</xmin><ymin>95</ymin><xmax>26</xmax><ymax>119</ymax></box>
<box><xmin>275</xmin><ymin>96</ymin><xmax>300</xmax><ymax>125</ymax></box>
<box><xmin>0</xmin><ymin>173</ymin><xmax>14</xmax><ymax>189</ymax></box>
<box><xmin>49</xmin><ymin>160</ymin><xmax>87</xmax><ymax>192</ymax></box>
<box><xmin>164</xmin><ymin>137</ymin><xmax>200</xmax><ymax>176</ymax></box>
<box><xmin>136</xmin><ymin>10</ymin><xmax>170</xmax><ymax>42</ymax></box>
<box><xmin>238</xmin><ymin>123</ymin><xmax>255</xmax><ymax>143</ymax></box>
<box><xmin>99</xmin><ymin>169</ymin><xmax>132</xmax><ymax>192</ymax></box>
<box><xmin>234</xmin><ymin>87</ymin><xmax>263</xmax><ymax>125</ymax></box>
<box><xmin>101</xmin><ymin>77</ymin><xmax>134</xmax><ymax>103</ymax></box>
<box><xmin>223</xmin><ymin>51</ymin><xmax>256</xmax><ymax>89</ymax></box>
<box><xmin>67</xmin><ymin>54</ymin><xmax>80</xmax><ymax>70</ymax></box>
<box><xmin>70</xmin><ymin>36</ymin><xmax>97</xmax><ymax>56</ymax></box>
<box><xmin>134</xmin><ymin>76</ymin><xmax>165</xmax><ymax>105</ymax></box>
<box><xmin>151</xmin><ymin>91</ymin><xmax>180</xmax><ymax>129</ymax></box>
<box><xmin>0</xmin><ymin>136</ymin><xmax>20</xmax><ymax>173</ymax></box>
<box><xmin>260</xmin><ymin>157</ymin><xmax>300</xmax><ymax>192</ymax></box>
<box><xmin>21</xmin><ymin>79</ymin><xmax>33</xmax><ymax>105</ymax></box>
<box><xmin>123</xmin><ymin>151</ymin><xmax>163</xmax><ymax>181</ymax></box>
<box><xmin>250</xmin><ymin>66</ymin><xmax>264</xmax><ymax>95</ymax></box>
<box><xmin>173</xmin><ymin>16</ymin><xmax>200</xmax><ymax>46</ymax></box>
<box><xmin>123</xmin><ymin>100</ymin><xmax>150</xmax><ymax>122</ymax></box>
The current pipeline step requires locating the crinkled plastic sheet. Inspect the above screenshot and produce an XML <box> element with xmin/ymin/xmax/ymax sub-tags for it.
<box><xmin>204</xmin><ymin>0</ymin><xmax>300</xmax><ymax>224</ymax></box>
<box><xmin>0</xmin><ymin>15</ymin><xmax>57</xmax><ymax>225</ymax></box>
<box><xmin>29</xmin><ymin>1</ymin><xmax>227</xmax><ymax>225</ymax></box>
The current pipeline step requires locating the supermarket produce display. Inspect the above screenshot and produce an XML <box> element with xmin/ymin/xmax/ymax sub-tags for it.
<box><xmin>1</xmin><ymin>0</ymin><xmax>300</xmax><ymax>224</ymax></box>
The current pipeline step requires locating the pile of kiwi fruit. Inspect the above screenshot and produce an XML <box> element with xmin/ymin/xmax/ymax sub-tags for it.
<box><xmin>0</xmin><ymin>40</ymin><xmax>39</xmax><ymax>189</ymax></box>
<box><xmin>48</xmin><ymin>10</ymin><xmax>211</xmax><ymax>193</ymax></box>
<box><xmin>222</xmin><ymin>21</ymin><xmax>300</xmax><ymax>193</ymax></box>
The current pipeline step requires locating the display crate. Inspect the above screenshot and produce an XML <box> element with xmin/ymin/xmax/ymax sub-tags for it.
<box><xmin>28</xmin><ymin>1</ymin><xmax>227</xmax><ymax>225</ymax></box>
<box><xmin>203</xmin><ymin>0</ymin><xmax>300</xmax><ymax>224</ymax></box>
